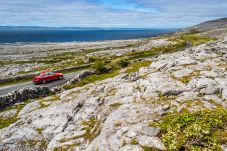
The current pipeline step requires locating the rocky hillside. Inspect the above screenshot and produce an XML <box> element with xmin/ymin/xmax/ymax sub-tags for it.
<box><xmin>0</xmin><ymin>18</ymin><xmax>227</xmax><ymax>151</ymax></box>
<box><xmin>0</xmin><ymin>32</ymin><xmax>227</xmax><ymax>150</ymax></box>
<box><xmin>191</xmin><ymin>18</ymin><xmax>227</xmax><ymax>31</ymax></box>
<box><xmin>186</xmin><ymin>18</ymin><xmax>227</xmax><ymax>38</ymax></box>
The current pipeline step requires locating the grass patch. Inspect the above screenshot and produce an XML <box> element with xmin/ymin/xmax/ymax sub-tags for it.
<box><xmin>109</xmin><ymin>103</ymin><xmax>123</xmax><ymax>109</ymax></box>
<box><xmin>0</xmin><ymin>78</ymin><xmax>32</xmax><ymax>87</ymax></box>
<box><xmin>126</xmin><ymin>60</ymin><xmax>152</xmax><ymax>74</ymax></box>
<box><xmin>126</xmin><ymin>40</ymin><xmax>186</xmax><ymax>60</ymax></box>
<box><xmin>63</xmin><ymin>69</ymin><xmax>120</xmax><ymax>90</ymax></box>
<box><xmin>0</xmin><ymin>115</ymin><xmax>18</xmax><ymax>129</ymax></box>
<box><xmin>178</xmin><ymin>34</ymin><xmax>215</xmax><ymax>46</ymax></box>
<box><xmin>36</xmin><ymin>128</ymin><xmax>43</xmax><ymax>134</ymax></box>
<box><xmin>114</xmin><ymin>122</ymin><xmax>122</xmax><ymax>127</ymax></box>
<box><xmin>38</xmin><ymin>95</ymin><xmax>60</xmax><ymax>109</ymax></box>
<box><xmin>59</xmin><ymin>117</ymin><xmax>102</xmax><ymax>143</ymax></box>
<box><xmin>81</xmin><ymin>69</ymin><xmax>120</xmax><ymax>84</ymax></box>
<box><xmin>81</xmin><ymin>117</ymin><xmax>101</xmax><ymax>142</ymax></box>
<box><xmin>45</xmin><ymin>95</ymin><xmax>60</xmax><ymax>102</ymax></box>
<box><xmin>53</xmin><ymin>142</ymin><xmax>81</xmax><ymax>151</ymax></box>
<box><xmin>151</xmin><ymin>107</ymin><xmax>227</xmax><ymax>151</ymax></box>
<box><xmin>0</xmin><ymin>100</ymin><xmax>31</xmax><ymax>129</ymax></box>
<box><xmin>177</xmin><ymin>70</ymin><xmax>200</xmax><ymax>84</ymax></box>
<box><xmin>142</xmin><ymin>146</ymin><xmax>158</xmax><ymax>151</ymax></box>
<box><xmin>21</xmin><ymin>139</ymin><xmax>47</xmax><ymax>150</ymax></box>
<box><xmin>130</xmin><ymin>138</ymin><xmax>139</xmax><ymax>145</ymax></box>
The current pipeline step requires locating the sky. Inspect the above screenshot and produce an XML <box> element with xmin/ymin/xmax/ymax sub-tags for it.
<box><xmin>0</xmin><ymin>0</ymin><xmax>227</xmax><ymax>28</ymax></box>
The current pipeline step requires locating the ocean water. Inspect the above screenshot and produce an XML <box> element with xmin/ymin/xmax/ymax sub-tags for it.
<box><xmin>0</xmin><ymin>28</ymin><xmax>177</xmax><ymax>43</ymax></box>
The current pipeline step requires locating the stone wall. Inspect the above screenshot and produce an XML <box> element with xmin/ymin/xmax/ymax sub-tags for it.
<box><xmin>0</xmin><ymin>87</ymin><xmax>51</xmax><ymax>110</ymax></box>
<box><xmin>0</xmin><ymin>69</ymin><xmax>96</xmax><ymax>110</ymax></box>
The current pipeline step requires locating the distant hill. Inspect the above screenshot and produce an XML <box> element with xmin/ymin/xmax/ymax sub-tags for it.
<box><xmin>191</xmin><ymin>18</ymin><xmax>227</xmax><ymax>31</ymax></box>
<box><xmin>185</xmin><ymin>18</ymin><xmax>227</xmax><ymax>38</ymax></box>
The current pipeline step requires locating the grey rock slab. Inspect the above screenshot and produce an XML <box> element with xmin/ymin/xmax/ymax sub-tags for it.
<box><xmin>188</xmin><ymin>77</ymin><xmax>220</xmax><ymax>95</ymax></box>
<box><xmin>137</xmin><ymin>135</ymin><xmax>165</xmax><ymax>150</ymax></box>
<box><xmin>141</xmin><ymin>126</ymin><xmax>161</xmax><ymax>137</ymax></box>
<box><xmin>173</xmin><ymin>68</ymin><xmax>193</xmax><ymax>78</ymax></box>
<box><xmin>18</xmin><ymin>100</ymin><xmax>41</xmax><ymax>117</ymax></box>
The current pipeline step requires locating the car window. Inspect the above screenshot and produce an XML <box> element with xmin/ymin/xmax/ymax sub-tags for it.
<box><xmin>47</xmin><ymin>72</ymin><xmax>54</xmax><ymax>76</ymax></box>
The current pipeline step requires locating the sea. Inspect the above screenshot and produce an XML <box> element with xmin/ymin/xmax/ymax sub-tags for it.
<box><xmin>0</xmin><ymin>27</ymin><xmax>177</xmax><ymax>43</ymax></box>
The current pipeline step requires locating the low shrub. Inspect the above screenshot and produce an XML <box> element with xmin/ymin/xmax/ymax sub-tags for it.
<box><xmin>151</xmin><ymin>107</ymin><xmax>227</xmax><ymax>151</ymax></box>
<box><xmin>92</xmin><ymin>61</ymin><xmax>110</xmax><ymax>74</ymax></box>
<box><xmin>108</xmin><ymin>57</ymin><xmax>129</xmax><ymax>69</ymax></box>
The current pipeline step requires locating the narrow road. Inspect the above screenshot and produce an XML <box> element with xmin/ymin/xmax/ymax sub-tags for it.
<box><xmin>0</xmin><ymin>71</ymin><xmax>85</xmax><ymax>95</ymax></box>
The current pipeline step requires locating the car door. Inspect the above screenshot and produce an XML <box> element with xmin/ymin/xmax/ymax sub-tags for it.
<box><xmin>47</xmin><ymin>72</ymin><xmax>55</xmax><ymax>81</ymax></box>
<box><xmin>42</xmin><ymin>73</ymin><xmax>49</xmax><ymax>82</ymax></box>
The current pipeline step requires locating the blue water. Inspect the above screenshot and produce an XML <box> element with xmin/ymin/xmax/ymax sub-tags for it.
<box><xmin>0</xmin><ymin>28</ymin><xmax>177</xmax><ymax>43</ymax></box>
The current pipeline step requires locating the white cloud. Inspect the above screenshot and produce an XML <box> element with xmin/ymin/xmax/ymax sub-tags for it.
<box><xmin>0</xmin><ymin>0</ymin><xmax>226</xmax><ymax>28</ymax></box>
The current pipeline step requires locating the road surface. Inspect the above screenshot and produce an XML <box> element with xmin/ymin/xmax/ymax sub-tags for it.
<box><xmin>0</xmin><ymin>71</ymin><xmax>85</xmax><ymax>95</ymax></box>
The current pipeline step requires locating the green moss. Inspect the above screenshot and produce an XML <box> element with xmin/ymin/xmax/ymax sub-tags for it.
<box><xmin>151</xmin><ymin>107</ymin><xmax>227</xmax><ymax>151</ymax></box>
<box><xmin>126</xmin><ymin>60</ymin><xmax>152</xmax><ymax>74</ymax></box>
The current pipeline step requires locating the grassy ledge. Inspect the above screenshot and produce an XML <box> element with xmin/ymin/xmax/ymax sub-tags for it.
<box><xmin>150</xmin><ymin>107</ymin><xmax>227</xmax><ymax>151</ymax></box>
<box><xmin>126</xmin><ymin>60</ymin><xmax>152</xmax><ymax>74</ymax></box>
<box><xmin>0</xmin><ymin>100</ymin><xmax>31</xmax><ymax>129</ymax></box>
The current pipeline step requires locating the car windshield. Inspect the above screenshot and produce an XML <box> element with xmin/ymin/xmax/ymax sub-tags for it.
<box><xmin>47</xmin><ymin>72</ymin><xmax>54</xmax><ymax>75</ymax></box>
<box><xmin>39</xmin><ymin>73</ymin><xmax>46</xmax><ymax>77</ymax></box>
<box><xmin>39</xmin><ymin>72</ymin><xmax>54</xmax><ymax>76</ymax></box>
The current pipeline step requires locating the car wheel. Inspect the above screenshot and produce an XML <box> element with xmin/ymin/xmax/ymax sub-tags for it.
<box><xmin>59</xmin><ymin>76</ymin><xmax>63</xmax><ymax>80</ymax></box>
<box><xmin>42</xmin><ymin>80</ymin><xmax>47</xmax><ymax>84</ymax></box>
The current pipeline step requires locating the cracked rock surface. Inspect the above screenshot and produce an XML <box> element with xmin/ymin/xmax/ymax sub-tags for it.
<box><xmin>0</xmin><ymin>37</ymin><xmax>227</xmax><ymax>151</ymax></box>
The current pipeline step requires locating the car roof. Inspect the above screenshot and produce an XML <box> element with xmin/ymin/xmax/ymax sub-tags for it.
<box><xmin>40</xmin><ymin>71</ymin><xmax>53</xmax><ymax>74</ymax></box>
<box><xmin>40</xmin><ymin>71</ymin><xmax>54</xmax><ymax>75</ymax></box>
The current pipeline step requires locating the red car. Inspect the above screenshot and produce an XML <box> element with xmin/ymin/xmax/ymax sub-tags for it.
<box><xmin>33</xmin><ymin>71</ymin><xmax>64</xmax><ymax>84</ymax></box>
